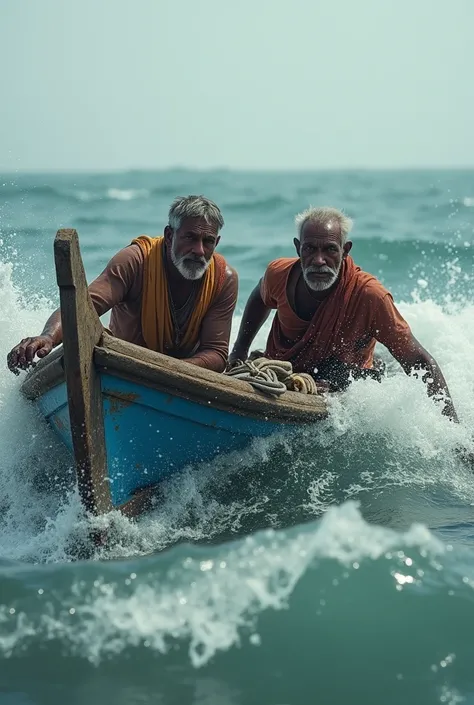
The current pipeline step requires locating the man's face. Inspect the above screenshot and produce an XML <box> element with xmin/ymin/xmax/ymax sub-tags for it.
<box><xmin>295</xmin><ymin>220</ymin><xmax>351</xmax><ymax>292</ymax></box>
<box><xmin>166</xmin><ymin>217</ymin><xmax>220</xmax><ymax>281</ymax></box>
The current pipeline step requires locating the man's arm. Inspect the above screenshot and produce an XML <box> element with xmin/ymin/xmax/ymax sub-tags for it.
<box><xmin>7</xmin><ymin>245</ymin><xmax>140</xmax><ymax>374</ymax></box>
<box><xmin>373</xmin><ymin>292</ymin><xmax>458</xmax><ymax>421</ymax></box>
<box><xmin>228</xmin><ymin>281</ymin><xmax>272</xmax><ymax>365</ymax></box>
<box><xmin>387</xmin><ymin>334</ymin><xmax>458</xmax><ymax>422</ymax></box>
<box><xmin>186</xmin><ymin>266</ymin><xmax>239</xmax><ymax>373</ymax></box>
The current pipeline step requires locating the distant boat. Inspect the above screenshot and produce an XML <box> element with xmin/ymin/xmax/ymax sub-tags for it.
<box><xmin>20</xmin><ymin>230</ymin><xmax>327</xmax><ymax>518</ymax></box>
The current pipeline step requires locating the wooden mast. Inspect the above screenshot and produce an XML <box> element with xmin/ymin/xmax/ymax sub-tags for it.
<box><xmin>54</xmin><ymin>229</ymin><xmax>112</xmax><ymax>515</ymax></box>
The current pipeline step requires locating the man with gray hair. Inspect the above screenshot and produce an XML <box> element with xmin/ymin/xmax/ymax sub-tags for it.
<box><xmin>8</xmin><ymin>195</ymin><xmax>238</xmax><ymax>373</ymax></box>
<box><xmin>230</xmin><ymin>205</ymin><xmax>458</xmax><ymax>420</ymax></box>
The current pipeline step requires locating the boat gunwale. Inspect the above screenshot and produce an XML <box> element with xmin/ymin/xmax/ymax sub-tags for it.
<box><xmin>96</xmin><ymin>347</ymin><xmax>327</xmax><ymax>423</ymax></box>
<box><xmin>21</xmin><ymin>348</ymin><xmax>65</xmax><ymax>399</ymax></box>
<box><xmin>21</xmin><ymin>335</ymin><xmax>328</xmax><ymax>423</ymax></box>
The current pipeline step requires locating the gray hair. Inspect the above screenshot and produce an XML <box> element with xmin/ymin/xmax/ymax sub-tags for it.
<box><xmin>168</xmin><ymin>195</ymin><xmax>224</xmax><ymax>232</ymax></box>
<box><xmin>295</xmin><ymin>206</ymin><xmax>353</xmax><ymax>245</ymax></box>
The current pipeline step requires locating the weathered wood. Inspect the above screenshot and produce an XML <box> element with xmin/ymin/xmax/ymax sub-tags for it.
<box><xmin>95</xmin><ymin>346</ymin><xmax>327</xmax><ymax>422</ymax></box>
<box><xmin>21</xmin><ymin>352</ymin><xmax>65</xmax><ymax>400</ymax></box>
<box><xmin>54</xmin><ymin>229</ymin><xmax>111</xmax><ymax>515</ymax></box>
<box><xmin>103</xmin><ymin>332</ymin><xmax>232</xmax><ymax>383</ymax></box>
<box><xmin>22</xmin><ymin>331</ymin><xmax>328</xmax><ymax>420</ymax></box>
<box><xmin>101</xmin><ymin>333</ymin><xmax>327</xmax><ymax>417</ymax></box>
<box><xmin>117</xmin><ymin>484</ymin><xmax>162</xmax><ymax>519</ymax></box>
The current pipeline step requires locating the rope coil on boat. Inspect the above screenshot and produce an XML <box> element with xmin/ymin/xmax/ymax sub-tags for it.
<box><xmin>224</xmin><ymin>357</ymin><xmax>319</xmax><ymax>397</ymax></box>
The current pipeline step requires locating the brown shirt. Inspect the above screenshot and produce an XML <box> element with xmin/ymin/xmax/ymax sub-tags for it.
<box><xmin>89</xmin><ymin>244</ymin><xmax>238</xmax><ymax>368</ymax></box>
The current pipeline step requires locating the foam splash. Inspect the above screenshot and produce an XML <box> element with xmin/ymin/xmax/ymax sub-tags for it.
<box><xmin>75</xmin><ymin>188</ymin><xmax>150</xmax><ymax>202</ymax></box>
<box><xmin>0</xmin><ymin>265</ymin><xmax>85</xmax><ymax>561</ymax></box>
<box><xmin>0</xmin><ymin>502</ymin><xmax>448</xmax><ymax>666</ymax></box>
<box><xmin>106</xmin><ymin>188</ymin><xmax>150</xmax><ymax>201</ymax></box>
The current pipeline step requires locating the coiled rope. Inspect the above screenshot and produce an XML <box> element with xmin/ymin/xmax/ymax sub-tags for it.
<box><xmin>224</xmin><ymin>357</ymin><xmax>318</xmax><ymax>397</ymax></box>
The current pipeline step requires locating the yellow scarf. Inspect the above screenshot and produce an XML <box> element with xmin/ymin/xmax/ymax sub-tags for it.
<box><xmin>131</xmin><ymin>235</ymin><xmax>223</xmax><ymax>354</ymax></box>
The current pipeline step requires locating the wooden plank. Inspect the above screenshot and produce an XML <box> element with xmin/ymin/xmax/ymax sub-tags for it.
<box><xmin>54</xmin><ymin>229</ymin><xmax>112</xmax><ymax>515</ymax></box>
<box><xmin>117</xmin><ymin>484</ymin><xmax>163</xmax><ymax>519</ymax></box>
<box><xmin>95</xmin><ymin>346</ymin><xmax>328</xmax><ymax>422</ymax></box>
<box><xmin>101</xmin><ymin>332</ymin><xmax>327</xmax><ymax>416</ymax></box>
<box><xmin>22</xmin><ymin>329</ymin><xmax>328</xmax><ymax>419</ymax></box>
<box><xmin>103</xmin><ymin>332</ymin><xmax>234</xmax><ymax>384</ymax></box>
<box><xmin>21</xmin><ymin>354</ymin><xmax>65</xmax><ymax>400</ymax></box>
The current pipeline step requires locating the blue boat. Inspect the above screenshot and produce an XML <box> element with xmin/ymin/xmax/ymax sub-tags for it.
<box><xmin>21</xmin><ymin>230</ymin><xmax>327</xmax><ymax>517</ymax></box>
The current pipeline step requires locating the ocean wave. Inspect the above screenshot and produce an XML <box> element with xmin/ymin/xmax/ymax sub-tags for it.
<box><xmin>0</xmin><ymin>226</ymin><xmax>50</xmax><ymax>239</ymax></box>
<box><xmin>0</xmin><ymin>183</ymin><xmax>59</xmax><ymax>198</ymax></box>
<box><xmin>74</xmin><ymin>215</ymin><xmax>153</xmax><ymax>228</ymax></box>
<box><xmin>222</xmin><ymin>195</ymin><xmax>291</xmax><ymax>212</ymax></box>
<box><xmin>2</xmin><ymin>503</ymin><xmax>474</xmax><ymax>705</ymax></box>
<box><xmin>0</xmin><ymin>184</ymin><xmax>163</xmax><ymax>203</ymax></box>
<box><xmin>0</xmin><ymin>503</ymin><xmax>451</xmax><ymax>666</ymax></box>
<box><xmin>73</xmin><ymin>188</ymin><xmax>151</xmax><ymax>202</ymax></box>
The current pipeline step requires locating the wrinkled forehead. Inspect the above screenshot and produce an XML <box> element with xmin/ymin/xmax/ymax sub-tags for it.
<box><xmin>176</xmin><ymin>216</ymin><xmax>219</xmax><ymax>237</ymax></box>
<box><xmin>300</xmin><ymin>219</ymin><xmax>343</xmax><ymax>245</ymax></box>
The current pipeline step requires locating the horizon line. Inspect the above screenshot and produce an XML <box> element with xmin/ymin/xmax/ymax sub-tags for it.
<box><xmin>1</xmin><ymin>165</ymin><xmax>474</xmax><ymax>176</ymax></box>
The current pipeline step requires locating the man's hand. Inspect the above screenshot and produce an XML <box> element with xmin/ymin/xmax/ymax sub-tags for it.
<box><xmin>226</xmin><ymin>347</ymin><xmax>249</xmax><ymax>370</ymax></box>
<box><xmin>388</xmin><ymin>334</ymin><xmax>458</xmax><ymax>423</ymax></box>
<box><xmin>7</xmin><ymin>335</ymin><xmax>55</xmax><ymax>375</ymax></box>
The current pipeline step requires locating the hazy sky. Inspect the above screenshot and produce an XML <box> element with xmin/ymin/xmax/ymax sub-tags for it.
<box><xmin>0</xmin><ymin>0</ymin><xmax>473</xmax><ymax>171</ymax></box>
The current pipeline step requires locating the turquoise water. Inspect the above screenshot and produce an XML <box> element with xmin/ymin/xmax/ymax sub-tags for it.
<box><xmin>1</xmin><ymin>170</ymin><xmax>474</xmax><ymax>704</ymax></box>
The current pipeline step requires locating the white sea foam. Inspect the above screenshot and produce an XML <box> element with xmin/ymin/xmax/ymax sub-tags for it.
<box><xmin>106</xmin><ymin>188</ymin><xmax>149</xmax><ymax>201</ymax></box>
<box><xmin>0</xmin><ymin>501</ymin><xmax>448</xmax><ymax>666</ymax></box>
<box><xmin>73</xmin><ymin>188</ymin><xmax>150</xmax><ymax>202</ymax></box>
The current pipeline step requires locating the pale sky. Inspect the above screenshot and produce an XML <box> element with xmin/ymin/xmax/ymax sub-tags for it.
<box><xmin>0</xmin><ymin>0</ymin><xmax>473</xmax><ymax>171</ymax></box>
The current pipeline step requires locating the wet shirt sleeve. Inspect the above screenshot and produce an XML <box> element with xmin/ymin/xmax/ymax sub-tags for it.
<box><xmin>259</xmin><ymin>261</ymin><xmax>280</xmax><ymax>308</ymax></box>
<box><xmin>371</xmin><ymin>291</ymin><xmax>413</xmax><ymax>353</ymax></box>
<box><xmin>88</xmin><ymin>245</ymin><xmax>143</xmax><ymax>316</ymax></box>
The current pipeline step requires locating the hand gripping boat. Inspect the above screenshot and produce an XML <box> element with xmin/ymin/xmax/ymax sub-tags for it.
<box><xmin>20</xmin><ymin>230</ymin><xmax>327</xmax><ymax>518</ymax></box>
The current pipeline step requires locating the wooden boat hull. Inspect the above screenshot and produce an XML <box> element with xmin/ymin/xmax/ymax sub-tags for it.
<box><xmin>20</xmin><ymin>230</ymin><xmax>327</xmax><ymax>517</ymax></box>
<box><xmin>35</xmin><ymin>372</ymin><xmax>294</xmax><ymax>508</ymax></box>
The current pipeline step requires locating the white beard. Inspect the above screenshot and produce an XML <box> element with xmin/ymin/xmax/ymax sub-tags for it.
<box><xmin>303</xmin><ymin>263</ymin><xmax>341</xmax><ymax>291</ymax></box>
<box><xmin>170</xmin><ymin>241</ymin><xmax>210</xmax><ymax>281</ymax></box>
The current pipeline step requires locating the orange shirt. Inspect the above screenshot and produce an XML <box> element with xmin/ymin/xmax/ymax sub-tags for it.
<box><xmin>260</xmin><ymin>256</ymin><xmax>412</xmax><ymax>371</ymax></box>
